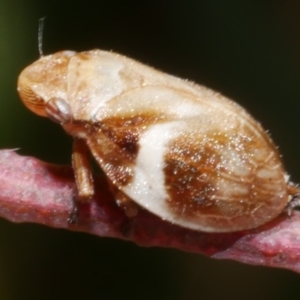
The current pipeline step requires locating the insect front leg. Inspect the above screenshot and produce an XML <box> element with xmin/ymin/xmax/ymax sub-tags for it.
<box><xmin>68</xmin><ymin>138</ymin><xmax>94</xmax><ymax>223</ymax></box>
<box><xmin>72</xmin><ymin>138</ymin><xmax>95</xmax><ymax>201</ymax></box>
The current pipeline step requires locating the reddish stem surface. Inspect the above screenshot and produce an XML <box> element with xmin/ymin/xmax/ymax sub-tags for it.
<box><xmin>1</xmin><ymin>149</ymin><xmax>300</xmax><ymax>273</ymax></box>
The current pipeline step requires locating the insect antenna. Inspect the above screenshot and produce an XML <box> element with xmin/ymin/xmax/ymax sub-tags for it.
<box><xmin>38</xmin><ymin>17</ymin><xmax>46</xmax><ymax>57</ymax></box>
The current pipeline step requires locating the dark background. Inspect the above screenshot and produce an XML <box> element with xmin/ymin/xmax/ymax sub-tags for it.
<box><xmin>1</xmin><ymin>1</ymin><xmax>300</xmax><ymax>299</ymax></box>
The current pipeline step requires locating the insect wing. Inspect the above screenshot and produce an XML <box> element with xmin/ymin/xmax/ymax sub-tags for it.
<box><xmin>86</xmin><ymin>85</ymin><xmax>289</xmax><ymax>232</ymax></box>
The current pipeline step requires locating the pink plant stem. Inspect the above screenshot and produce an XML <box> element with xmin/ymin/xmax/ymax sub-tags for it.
<box><xmin>1</xmin><ymin>149</ymin><xmax>300</xmax><ymax>273</ymax></box>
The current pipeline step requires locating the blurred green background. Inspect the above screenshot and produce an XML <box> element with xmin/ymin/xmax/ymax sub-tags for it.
<box><xmin>1</xmin><ymin>0</ymin><xmax>300</xmax><ymax>299</ymax></box>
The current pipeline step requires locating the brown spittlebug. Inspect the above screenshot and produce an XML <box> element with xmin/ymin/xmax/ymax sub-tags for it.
<box><xmin>17</xmin><ymin>49</ymin><xmax>299</xmax><ymax>232</ymax></box>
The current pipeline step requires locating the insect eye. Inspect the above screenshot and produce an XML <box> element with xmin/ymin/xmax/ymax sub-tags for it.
<box><xmin>45</xmin><ymin>98</ymin><xmax>72</xmax><ymax>124</ymax></box>
<box><xmin>17</xmin><ymin>84</ymin><xmax>46</xmax><ymax>117</ymax></box>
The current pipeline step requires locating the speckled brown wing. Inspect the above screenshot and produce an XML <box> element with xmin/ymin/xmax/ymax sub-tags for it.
<box><xmin>85</xmin><ymin>85</ymin><xmax>289</xmax><ymax>232</ymax></box>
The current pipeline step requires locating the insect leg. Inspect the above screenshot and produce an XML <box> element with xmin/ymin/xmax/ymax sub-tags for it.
<box><xmin>286</xmin><ymin>181</ymin><xmax>300</xmax><ymax>216</ymax></box>
<box><xmin>72</xmin><ymin>138</ymin><xmax>94</xmax><ymax>201</ymax></box>
<box><xmin>113</xmin><ymin>188</ymin><xmax>139</xmax><ymax>218</ymax></box>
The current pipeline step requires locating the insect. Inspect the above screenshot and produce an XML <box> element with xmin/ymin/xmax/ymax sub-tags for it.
<box><xmin>17</xmin><ymin>49</ymin><xmax>299</xmax><ymax>232</ymax></box>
